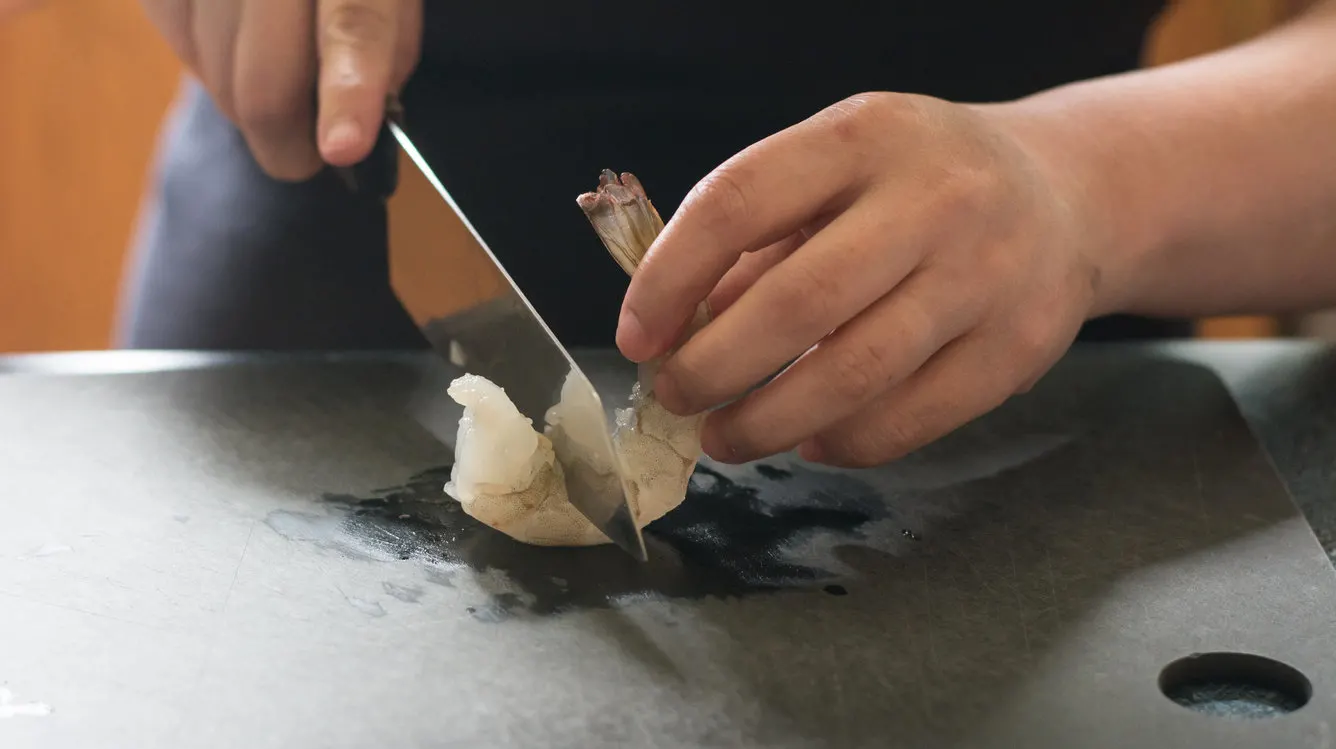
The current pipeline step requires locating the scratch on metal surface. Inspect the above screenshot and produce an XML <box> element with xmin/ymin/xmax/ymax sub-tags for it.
<box><xmin>899</xmin><ymin>582</ymin><xmax>931</xmax><ymax>717</ymax></box>
<box><xmin>0</xmin><ymin>688</ymin><xmax>51</xmax><ymax>718</ymax></box>
<box><xmin>0</xmin><ymin>588</ymin><xmax>161</xmax><ymax>631</ymax></box>
<box><xmin>829</xmin><ymin>647</ymin><xmax>851</xmax><ymax>744</ymax></box>
<box><xmin>221</xmin><ymin>523</ymin><xmax>256</xmax><ymax>615</ymax></box>
<box><xmin>950</xmin><ymin>548</ymin><xmax>1000</xmax><ymax>597</ymax></box>
<box><xmin>17</xmin><ymin>542</ymin><xmax>72</xmax><ymax>560</ymax></box>
<box><xmin>1006</xmin><ymin>522</ymin><xmax>1032</xmax><ymax>662</ymax></box>
<box><xmin>381</xmin><ymin>581</ymin><xmax>424</xmax><ymax>603</ymax></box>
<box><xmin>334</xmin><ymin>585</ymin><xmax>387</xmax><ymax>618</ymax></box>
<box><xmin>1043</xmin><ymin>548</ymin><xmax>1061</xmax><ymax>625</ymax></box>
<box><xmin>631</xmin><ymin>709</ymin><xmax>661</xmax><ymax>749</ymax></box>
<box><xmin>920</xmin><ymin>559</ymin><xmax>940</xmax><ymax>674</ymax></box>
<box><xmin>1192</xmin><ymin>446</ymin><xmax>1209</xmax><ymax>531</ymax></box>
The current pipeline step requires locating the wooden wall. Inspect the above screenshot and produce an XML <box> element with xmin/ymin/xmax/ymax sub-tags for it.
<box><xmin>0</xmin><ymin>0</ymin><xmax>181</xmax><ymax>352</ymax></box>
<box><xmin>0</xmin><ymin>0</ymin><xmax>1312</xmax><ymax>352</ymax></box>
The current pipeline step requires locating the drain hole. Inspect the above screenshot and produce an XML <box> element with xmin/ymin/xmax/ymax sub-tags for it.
<box><xmin>1159</xmin><ymin>652</ymin><xmax>1311</xmax><ymax>719</ymax></box>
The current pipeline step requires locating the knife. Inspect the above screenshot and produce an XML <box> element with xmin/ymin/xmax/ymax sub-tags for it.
<box><xmin>336</xmin><ymin>104</ymin><xmax>647</xmax><ymax>561</ymax></box>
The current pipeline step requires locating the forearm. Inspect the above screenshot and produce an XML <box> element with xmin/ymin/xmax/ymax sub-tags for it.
<box><xmin>992</xmin><ymin>0</ymin><xmax>1336</xmax><ymax>318</ymax></box>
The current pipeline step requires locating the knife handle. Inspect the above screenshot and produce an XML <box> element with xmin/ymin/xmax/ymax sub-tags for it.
<box><xmin>331</xmin><ymin>94</ymin><xmax>403</xmax><ymax>201</ymax></box>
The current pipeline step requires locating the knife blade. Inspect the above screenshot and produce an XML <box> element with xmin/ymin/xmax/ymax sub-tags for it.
<box><xmin>338</xmin><ymin>109</ymin><xmax>646</xmax><ymax>561</ymax></box>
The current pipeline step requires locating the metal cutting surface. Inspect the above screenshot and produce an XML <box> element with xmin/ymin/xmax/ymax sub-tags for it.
<box><xmin>0</xmin><ymin>343</ymin><xmax>1335</xmax><ymax>747</ymax></box>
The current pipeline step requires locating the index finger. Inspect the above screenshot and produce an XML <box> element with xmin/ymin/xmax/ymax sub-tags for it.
<box><xmin>315</xmin><ymin>0</ymin><xmax>406</xmax><ymax>166</ymax></box>
<box><xmin>617</xmin><ymin>98</ymin><xmax>877</xmax><ymax>362</ymax></box>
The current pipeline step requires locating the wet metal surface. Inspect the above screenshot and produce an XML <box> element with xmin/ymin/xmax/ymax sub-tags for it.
<box><xmin>2</xmin><ymin>345</ymin><xmax>1336</xmax><ymax>748</ymax></box>
<box><xmin>262</xmin><ymin>461</ymin><xmax>900</xmax><ymax>619</ymax></box>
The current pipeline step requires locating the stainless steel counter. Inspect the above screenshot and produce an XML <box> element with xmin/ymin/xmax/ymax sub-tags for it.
<box><xmin>1</xmin><ymin>342</ymin><xmax>1334</xmax><ymax>748</ymax></box>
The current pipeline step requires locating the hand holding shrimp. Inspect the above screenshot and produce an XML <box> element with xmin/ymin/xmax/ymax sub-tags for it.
<box><xmin>617</xmin><ymin>93</ymin><xmax>1110</xmax><ymax>468</ymax></box>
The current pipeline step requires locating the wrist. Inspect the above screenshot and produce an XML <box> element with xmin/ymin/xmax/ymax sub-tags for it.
<box><xmin>972</xmin><ymin>92</ymin><xmax>1166</xmax><ymax>319</ymax></box>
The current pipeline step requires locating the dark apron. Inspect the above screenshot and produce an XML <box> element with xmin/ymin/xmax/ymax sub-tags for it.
<box><xmin>118</xmin><ymin>0</ymin><xmax>1181</xmax><ymax>350</ymax></box>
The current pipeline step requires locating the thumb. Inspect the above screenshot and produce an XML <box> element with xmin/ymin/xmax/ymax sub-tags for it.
<box><xmin>316</xmin><ymin>0</ymin><xmax>407</xmax><ymax>166</ymax></box>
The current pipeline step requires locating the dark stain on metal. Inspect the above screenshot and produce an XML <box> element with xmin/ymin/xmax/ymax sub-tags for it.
<box><xmin>823</xmin><ymin>584</ymin><xmax>849</xmax><ymax>596</ymax></box>
<box><xmin>471</xmin><ymin>592</ymin><xmax>531</xmax><ymax>623</ymax></box>
<box><xmin>266</xmin><ymin>461</ymin><xmax>896</xmax><ymax>618</ymax></box>
<box><xmin>754</xmin><ymin>464</ymin><xmax>793</xmax><ymax>481</ymax></box>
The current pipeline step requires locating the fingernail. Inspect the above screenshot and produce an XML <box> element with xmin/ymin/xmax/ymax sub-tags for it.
<box><xmin>616</xmin><ymin>307</ymin><xmax>652</xmax><ymax>362</ymax></box>
<box><xmin>323</xmin><ymin>119</ymin><xmax>363</xmax><ymax>158</ymax></box>
<box><xmin>798</xmin><ymin>439</ymin><xmax>825</xmax><ymax>463</ymax></box>
<box><xmin>654</xmin><ymin>370</ymin><xmax>687</xmax><ymax>415</ymax></box>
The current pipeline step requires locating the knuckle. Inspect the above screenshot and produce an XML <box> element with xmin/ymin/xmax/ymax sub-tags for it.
<box><xmin>890</xmin><ymin>292</ymin><xmax>941</xmax><ymax>350</ymax></box>
<box><xmin>322</xmin><ymin>3</ymin><xmax>393</xmax><ymax>49</ymax></box>
<box><xmin>687</xmin><ymin>166</ymin><xmax>753</xmax><ymax>230</ymax></box>
<box><xmin>1010</xmin><ymin>313</ymin><xmax>1058</xmax><ymax>362</ymax></box>
<box><xmin>825</xmin><ymin>342</ymin><xmax>891</xmax><ymax>405</ymax></box>
<box><xmin>874</xmin><ymin>407</ymin><xmax>932</xmax><ymax>459</ymax></box>
<box><xmin>934</xmin><ymin>162</ymin><xmax>1004</xmax><ymax>223</ymax></box>
<box><xmin>767</xmin><ymin>261</ymin><xmax>835</xmax><ymax>329</ymax></box>
<box><xmin>973</xmin><ymin>240</ymin><xmax>1024</xmax><ymax>283</ymax></box>
<box><xmin>820</xmin><ymin>92</ymin><xmax>899</xmax><ymax>143</ymax></box>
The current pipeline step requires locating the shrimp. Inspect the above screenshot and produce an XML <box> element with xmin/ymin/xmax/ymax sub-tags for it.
<box><xmin>443</xmin><ymin>171</ymin><xmax>708</xmax><ymax>547</ymax></box>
